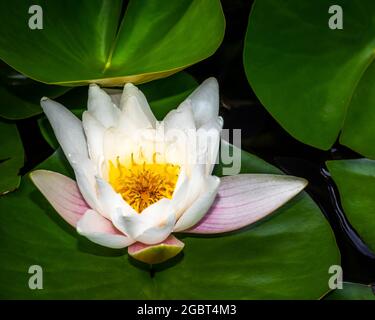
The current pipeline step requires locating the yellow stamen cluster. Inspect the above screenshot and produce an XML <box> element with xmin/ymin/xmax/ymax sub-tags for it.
<box><xmin>108</xmin><ymin>155</ymin><xmax>180</xmax><ymax>213</ymax></box>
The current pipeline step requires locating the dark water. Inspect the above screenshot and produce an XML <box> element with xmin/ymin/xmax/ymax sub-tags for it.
<box><xmin>5</xmin><ymin>0</ymin><xmax>375</xmax><ymax>287</ymax></box>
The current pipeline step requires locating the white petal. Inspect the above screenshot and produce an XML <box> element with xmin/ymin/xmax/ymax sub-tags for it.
<box><xmin>77</xmin><ymin>210</ymin><xmax>134</xmax><ymax>249</ymax></box>
<box><xmin>118</xmin><ymin>83</ymin><xmax>156</xmax><ymax>130</ymax></box>
<box><xmin>173</xmin><ymin>169</ymin><xmax>188</xmax><ymax>197</ymax></box>
<box><xmin>40</xmin><ymin>97</ymin><xmax>101</xmax><ymax>215</ymax></box>
<box><xmin>121</xmin><ymin>198</ymin><xmax>176</xmax><ymax>245</ymax></box>
<box><xmin>88</xmin><ymin>84</ymin><xmax>121</xmax><ymax>128</ymax></box>
<box><xmin>173</xmin><ymin>175</ymin><xmax>220</xmax><ymax>232</ymax></box>
<box><xmin>102</xmin><ymin>128</ymin><xmax>133</xmax><ymax>164</ymax></box>
<box><xmin>171</xmin><ymin>164</ymin><xmax>206</xmax><ymax>218</ymax></box>
<box><xmin>197</xmin><ymin>117</ymin><xmax>223</xmax><ymax>175</ymax></box>
<box><xmin>82</xmin><ymin>111</ymin><xmax>105</xmax><ymax>162</ymax></box>
<box><xmin>184</xmin><ymin>77</ymin><xmax>219</xmax><ymax>128</ymax></box>
<box><xmin>71</xmin><ymin>155</ymin><xmax>101</xmax><ymax>214</ymax></box>
<box><xmin>162</xmin><ymin>103</ymin><xmax>197</xmax><ymax>167</ymax></box>
<box><xmin>163</xmin><ymin>101</ymin><xmax>196</xmax><ymax>132</ymax></box>
<box><xmin>118</xmin><ymin>97</ymin><xmax>155</xmax><ymax>132</ymax></box>
<box><xmin>40</xmin><ymin>97</ymin><xmax>88</xmax><ymax>164</ymax></box>
<box><xmin>95</xmin><ymin>177</ymin><xmax>137</xmax><ymax>228</ymax></box>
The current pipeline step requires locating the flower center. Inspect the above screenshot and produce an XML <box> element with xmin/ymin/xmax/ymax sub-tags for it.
<box><xmin>108</xmin><ymin>155</ymin><xmax>180</xmax><ymax>213</ymax></box>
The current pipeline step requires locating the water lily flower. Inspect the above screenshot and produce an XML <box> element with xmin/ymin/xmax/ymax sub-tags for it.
<box><xmin>31</xmin><ymin>78</ymin><xmax>307</xmax><ymax>264</ymax></box>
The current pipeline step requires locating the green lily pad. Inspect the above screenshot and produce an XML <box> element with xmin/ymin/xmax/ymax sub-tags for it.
<box><xmin>327</xmin><ymin>159</ymin><xmax>375</xmax><ymax>252</ymax></box>
<box><xmin>0</xmin><ymin>0</ymin><xmax>225</xmax><ymax>86</ymax></box>
<box><xmin>244</xmin><ymin>0</ymin><xmax>375</xmax><ymax>157</ymax></box>
<box><xmin>0</xmin><ymin>142</ymin><xmax>339</xmax><ymax>298</ymax></box>
<box><xmin>0</xmin><ymin>121</ymin><xmax>24</xmax><ymax>194</ymax></box>
<box><xmin>38</xmin><ymin>72</ymin><xmax>198</xmax><ymax>149</ymax></box>
<box><xmin>0</xmin><ymin>84</ymin><xmax>70</xmax><ymax>120</ymax></box>
<box><xmin>324</xmin><ymin>282</ymin><xmax>375</xmax><ymax>300</ymax></box>
<box><xmin>0</xmin><ymin>64</ymin><xmax>70</xmax><ymax>119</ymax></box>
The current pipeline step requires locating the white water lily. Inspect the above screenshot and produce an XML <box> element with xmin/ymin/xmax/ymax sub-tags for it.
<box><xmin>31</xmin><ymin>78</ymin><xmax>307</xmax><ymax>264</ymax></box>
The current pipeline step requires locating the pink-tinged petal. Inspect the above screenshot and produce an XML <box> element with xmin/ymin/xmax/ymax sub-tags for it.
<box><xmin>128</xmin><ymin>235</ymin><xmax>184</xmax><ymax>264</ymax></box>
<box><xmin>30</xmin><ymin>170</ymin><xmax>89</xmax><ymax>227</ymax></box>
<box><xmin>185</xmin><ymin>174</ymin><xmax>308</xmax><ymax>234</ymax></box>
<box><xmin>77</xmin><ymin>210</ymin><xmax>134</xmax><ymax>249</ymax></box>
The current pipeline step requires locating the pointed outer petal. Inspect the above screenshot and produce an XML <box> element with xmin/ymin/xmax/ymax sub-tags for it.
<box><xmin>185</xmin><ymin>174</ymin><xmax>308</xmax><ymax>234</ymax></box>
<box><xmin>163</xmin><ymin>101</ymin><xmax>196</xmax><ymax>132</ymax></box>
<box><xmin>173</xmin><ymin>176</ymin><xmax>220</xmax><ymax>232</ymax></box>
<box><xmin>40</xmin><ymin>98</ymin><xmax>102</xmax><ymax>213</ymax></box>
<box><xmin>40</xmin><ymin>97</ymin><xmax>88</xmax><ymax>163</ymax></box>
<box><xmin>184</xmin><ymin>77</ymin><xmax>219</xmax><ymax>128</ymax></box>
<box><xmin>128</xmin><ymin>235</ymin><xmax>185</xmax><ymax>265</ymax></box>
<box><xmin>95</xmin><ymin>177</ymin><xmax>137</xmax><ymax>230</ymax></box>
<box><xmin>88</xmin><ymin>84</ymin><xmax>121</xmax><ymax>128</ymax></box>
<box><xmin>119</xmin><ymin>83</ymin><xmax>156</xmax><ymax>128</ymax></box>
<box><xmin>118</xmin><ymin>96</ymin><xmax>155</xmax><ymax>132</ymax></box>
<box><xmin>77</xmin><ymin>210</ymin><xmax>134</xmax><ymax>249</ymax></box>
<box><xmin>121</xmin><ymin>198</ymin><xmax>176</xmax><ymax>245</ymax></box>
<box><xmin>30</xmin><ymin>170</ymin><xmax>89</xmax><ymax>227</ymax></box>
<box><xmin>82</xmin><ymin>111</ymin><xmax>105</xmax><ymax>162</ymax></box>
<box><xmin>103</xmin><ymin>88</ymin><xmax>122</xmax><ymax>107</ymax></box>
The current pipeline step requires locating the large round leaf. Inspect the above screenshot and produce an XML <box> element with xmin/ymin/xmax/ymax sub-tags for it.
<box><xmin>0</xmin><ymin>82</ymin><xmax>70</xmax><ymax>120</ymax></box>
<box><xmin>324</xmin><ymin>282</ymin><xmax>375</xmax><ymax>300</ymax></box>
<box><xmin>340</xmin><ymin>62</ymin><xmax>375</xmax><ymax>158</ymax></box>
<box><xmin>0</xmin><ymin>63</ymin><xmax>70</xmax><ymax>119</ymax></box>
<box><xmin>0</xmin><ymin>85</ymin><xmax>69</xmax><ymax>120</ymax></box>
<box><xmin>0</xmin><ymin>121</ymin><xmax>24</xmax><ymax>195</ymax></box>
<box><xmin>0</xmin><ymin>0</ymin><xmax>225</xmax><ymax>86</ymax></box>
<box><xmin>244</xmin><ymin>0</ymin><xmax>375</xmax><ymax>157</ymax></box>
<box><xmin>0</xmin><ymin>145</ymin><xmax>339</xmax><ymax>298</ymax></box>
<box><xmin>327</xmin><ymin>159</ymin><xmax>375</xmax><ymax>253</ymax></box>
